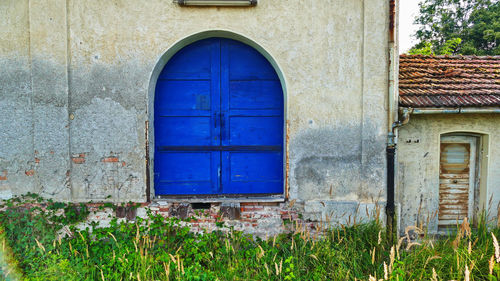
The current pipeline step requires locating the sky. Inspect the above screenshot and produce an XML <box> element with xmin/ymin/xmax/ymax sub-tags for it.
<box><xmin>399</xmin><ymin>0</ymin><xmax>422</xmax><ymax>53</ymax></box>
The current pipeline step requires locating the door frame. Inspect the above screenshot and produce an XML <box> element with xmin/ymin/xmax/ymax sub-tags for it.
<box><xmin>438</xmin><ymin>132</ymin><xmax>489</xmax><ymax>227</ymax></box>
<box><xmin>146</xmin><ymin>30</ymin><xmax>288</xmax><ymax>202</ymax></box>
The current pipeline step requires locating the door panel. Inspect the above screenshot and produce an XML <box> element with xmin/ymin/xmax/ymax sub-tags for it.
<box><xmin>222</xmin><ymin>151</ymin><xmax>283</xmax><ymax>194</ymax></box>
<box><xmin>155</xmin><ymin>38</ymin><xmax>220</xmax><ymax>195</ymax></box>
<box><xmin>155</xmin><ymin>152</ymin><xmax>220</xmax><ymax>195</ymax></box>
<box><xmin>229</xmin><ymin>80</ymin><xmax>283</xmax><ymax>110</ymax></box>
<box><xmin>220</xmin><ymin>39</ymin><xmax>284</xmax><ymax>194</ymax></box>
<box><xmin>155</xmin><ymin>117</ymin><xmax>212</xmax><ymax>146</ymax></box>
<box><xmin>155</xmin><ymin>81</ymin><xmax>211</xmax><ymax>112</ymax></box>
<box><xmin>155</xmin><ymin>38</ymin><xmax>283</xmax><ymax>196</ymax></box>
<box><xmin>438</xmin><ymin>136</ymin><xmax>477</xmax><ymax>228</ymax></box>
<box><xmin>228</xmin><ymin>116</ymin><xmax>283</xmax><ymax>146</ymax></box>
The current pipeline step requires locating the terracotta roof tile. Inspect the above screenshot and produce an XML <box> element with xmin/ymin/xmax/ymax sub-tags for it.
<box><xmin>399</xmin><ymin>54</ymin><xmax>500</xmax><ymax>107</ymax></box>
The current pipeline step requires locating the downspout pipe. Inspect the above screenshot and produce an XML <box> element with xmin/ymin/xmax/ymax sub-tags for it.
<box><xmin>386</xmin><ymin>0</ymin><xmax>398</xmax><ymax>243</ymax></box>
<box><xmin>386</xmin><ymin>108</ymin><xmax>411</xmax><ymax>243</ymax></box>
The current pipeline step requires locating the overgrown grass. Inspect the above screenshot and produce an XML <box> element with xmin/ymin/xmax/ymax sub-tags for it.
<box><xmin>0</xmin><ymin>194</ymin><xmax>499</xmax><ymax>280</ymax></box>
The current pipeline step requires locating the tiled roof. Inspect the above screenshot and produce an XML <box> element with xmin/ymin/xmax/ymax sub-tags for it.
<box><xmin>399</xmin><ymin>54</ymin><xmax>500</xmax><ymax>107</ymax></box>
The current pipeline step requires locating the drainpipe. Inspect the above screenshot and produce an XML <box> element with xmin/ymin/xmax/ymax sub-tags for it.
<box><xmin>386</xmin><ymin>108</ymin><xmax>411</xmax><ymax>243</ymax></box>
<box><xmin>386</xmin><ymin>0</ymin><xmax>398</xmax><ymax>243</ymax></box>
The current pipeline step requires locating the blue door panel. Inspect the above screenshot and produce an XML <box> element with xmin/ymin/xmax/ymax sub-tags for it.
<box><xmin>159</xmin><ymin>40</ymin><xmax>213</xmax><ymax>79</ymax></box>
<box><xmin>228</xmin><ymin>116</ymin><xmax>283</xmax><ymax>146</ymax></box>
<box><xmin>156</xmin><ymin>80</ymin><xmax>211</xmax><ymax>111</ymax></box>
<box><xmin>229</xmin><ymin>80</ymin><xmax>282</xmax><ymax>110</ymax></box>
<box><xmin>226</xmin><ymin>41</ymin><xmax>279</xmax><ymax>80</ymax></box>
<box><xmin>155</xmin><ymin>37</ymin><xmax>283</xmax><ymax>196</ymax></box>
<box><xmin>155</xmin><ymin>117</ymin><xmax>211</xmax><ymax>146</ymax></box>
<box><xmin>157</xmin><ymin>152</ymin><xmax>212</xmax><ymax>182</ymax></box>
<box><xmin>222</xmin><ymin>151</ymin><xmax>283</xmax><ymax>194</ymax></box>
<box><xmin>229</xmin><ymin>152</ymin><xmax>282</xmax><ymax>182</ymax></box>
<box><xmin>155</xmin><ymin>151</ymin><xmax>218</xmax><ymax>195</ymax></box>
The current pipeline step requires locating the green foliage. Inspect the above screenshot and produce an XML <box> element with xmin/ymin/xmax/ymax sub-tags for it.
<box><xmin>411</xmin><ymin>0</ymin><xmax>500</xmax><ymax>55</ymax></box>
<box><xmin>409</xmin><ymin>41</ymin><xmax>434</xmax><ymax>55</ymax></box>
<box><xmin>0</xmin><ymin>195</ymin><xmax>499</xmax><ymax>280</ymax></box>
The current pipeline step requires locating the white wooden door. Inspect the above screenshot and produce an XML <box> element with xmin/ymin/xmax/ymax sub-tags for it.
<box><xmin>438</xmin><ymin>135</ymin><xmax>478</xmax><ymax>228</ymax></box>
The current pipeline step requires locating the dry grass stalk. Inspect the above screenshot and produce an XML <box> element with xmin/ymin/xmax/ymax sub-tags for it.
<box><xmin>396</xmin><ymin>237</ymin><xmax>405</xmax><ymax>259</ymax></box>
<box><xmin>404</xmin><ymin>225</ymin><xmax>422</xmax><ymax>243</ymax></box>
<box><xmin>423</xmin><ymin>255</ymin><xmax>437</xmax><ymax>269</ymax></box>
<box><xmin>453</xmin><ymin>217</ymin><xmax>471</xmax><ymax>249</ymax></box>
<box><xmin>389</xmin><ymin>246</ymin><xmax>395</xmax><ymax>272</ymax></box>
<box><xmin>492</xmin><ymin>232</ymin><xmax>500</xmax><ymax>262</ymax></box>
<box><xmin>498</xmin><ymin>204</ymin><xmax>500</xmax><ymax>227</ymax></box>
<box><xmin>406</xmin><ymin>242</ymin><xmax>421</xmax><ymax>251</ymax></box>
<box><xmin>383</xmin><ymin>262</ymin><xmax>388</xmax><ymax>280</ymax></box>
<box><xmin>264</xmin><ymin>263</ymin><xmax>270</xmax><ymax>275</ymax></box>
<box><xmin>371</xmin><ymin>247</ymin><xmax>376</xmax><ymax>265</ymax></box>
<box><xmin>489</xmin><ymin>255</ymin><xmax>495</xmax><ymax>275</ymax></box>
<box><xmin>257</xmin><ymin>245</ymin><xmax>265</xmax><ymax>259</ymax></box>
<box><xmin>35</xmin><ymin>238</ymin><xmax>45</xmax><ymax>252</ymax></box>
<box><xmin>464</xmin><ymin>265</ymin><xmax>470</xmax><ymax>281</ymax></box>
<box><xmin>431</xmin><ymin>268</ymin><xmax>438</xmax><ymax>281</ymax></box>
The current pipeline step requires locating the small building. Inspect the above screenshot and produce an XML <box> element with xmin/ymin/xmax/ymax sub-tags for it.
<box><xmin>398</xmin><ymin>55</ymin><xmax>500</xmax><ymax>233</ymax></box>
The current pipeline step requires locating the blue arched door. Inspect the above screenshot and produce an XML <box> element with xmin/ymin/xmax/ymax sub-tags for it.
<box><xmin>154</xmin><ymin>38</ymin><xmax>283</xmax><ymax>196</ymax></box>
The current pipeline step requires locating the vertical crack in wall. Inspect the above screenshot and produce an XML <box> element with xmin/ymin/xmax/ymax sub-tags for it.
<box><xmin>66</xmin><ymin>0</ymin><xmax>73</xmax><ymax>200</ymax></box>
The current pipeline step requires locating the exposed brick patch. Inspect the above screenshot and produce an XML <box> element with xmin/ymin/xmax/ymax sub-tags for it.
<box><xmin>241</xmin><ymin>206</ymin><xmax>264</xmax><ymax>212</ymax></box>
<box><xmin>25</xmin><ymin>169</ymin><xmax>35</xmax><ymax>176</ymax></box>
<box><xmin>258</xmin><ymin>202</ymin><xmax>280</xmax><ymax>206</ymax></box>
<box><xmin>3</xmin><ymin>201</ymin><xmax>324</xmax><ymax>238</ymax></box>
<box><xmin>72</xmin><ymin>157</ymin><xmax>85</xmax><ymax>164</ymax></box>
<box><xmin>72</xmin><ymin>153</ymin><xmax>86</xmax><ymax>164</ymax></box>
<box><xmin>35</xmin><ymin>158</ymin><xmax>40</xmax><ymax>164</ymax></box>
<box><xmin>0</xmin><ymin>170</ymin><xmax>7</xmax><ymax>181</ymax></box>
<box><xmin>121</xmin><ymin>161</ymin><xmax>126</xmax><ymax>167</ymax></box>
<box><xmin>102</xmin><ymin>157</ymin><xmax>119</xmax><ymax>163</ymax></box>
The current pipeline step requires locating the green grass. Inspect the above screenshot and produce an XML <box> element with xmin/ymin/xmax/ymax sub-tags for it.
<box><xmin>0</xmin><ymin>194</ymin><xmax>499</xmax><ymax>280</ymax></box>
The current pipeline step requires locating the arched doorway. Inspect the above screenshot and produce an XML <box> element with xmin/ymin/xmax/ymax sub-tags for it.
<box><xmin>154</xmin><ymin>37</ymin><xmax>284</xmax><ymax>196</ymax></box>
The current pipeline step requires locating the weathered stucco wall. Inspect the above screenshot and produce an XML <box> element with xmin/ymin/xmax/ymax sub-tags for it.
<box><xmin>398</xmin><ymin>114</ymin><xmax>500</xmax><ymax>232</ymax></box>
<box><xmin>1</xmin><ymin>0</ymin><xmax>390</xmax><ymax>223</ymax></box>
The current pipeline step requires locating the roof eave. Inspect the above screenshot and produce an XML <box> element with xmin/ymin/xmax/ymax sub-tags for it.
<box><xmin>399</xmin><ymin>106</ymin><xmax>500</xmax><ymax>115</ymax></box>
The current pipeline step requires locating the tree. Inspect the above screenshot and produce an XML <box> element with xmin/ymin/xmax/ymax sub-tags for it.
<box><xmin>410</xmin><ymin>0</ymin><xmax>500</xmax><ymax>55</ymax></box>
